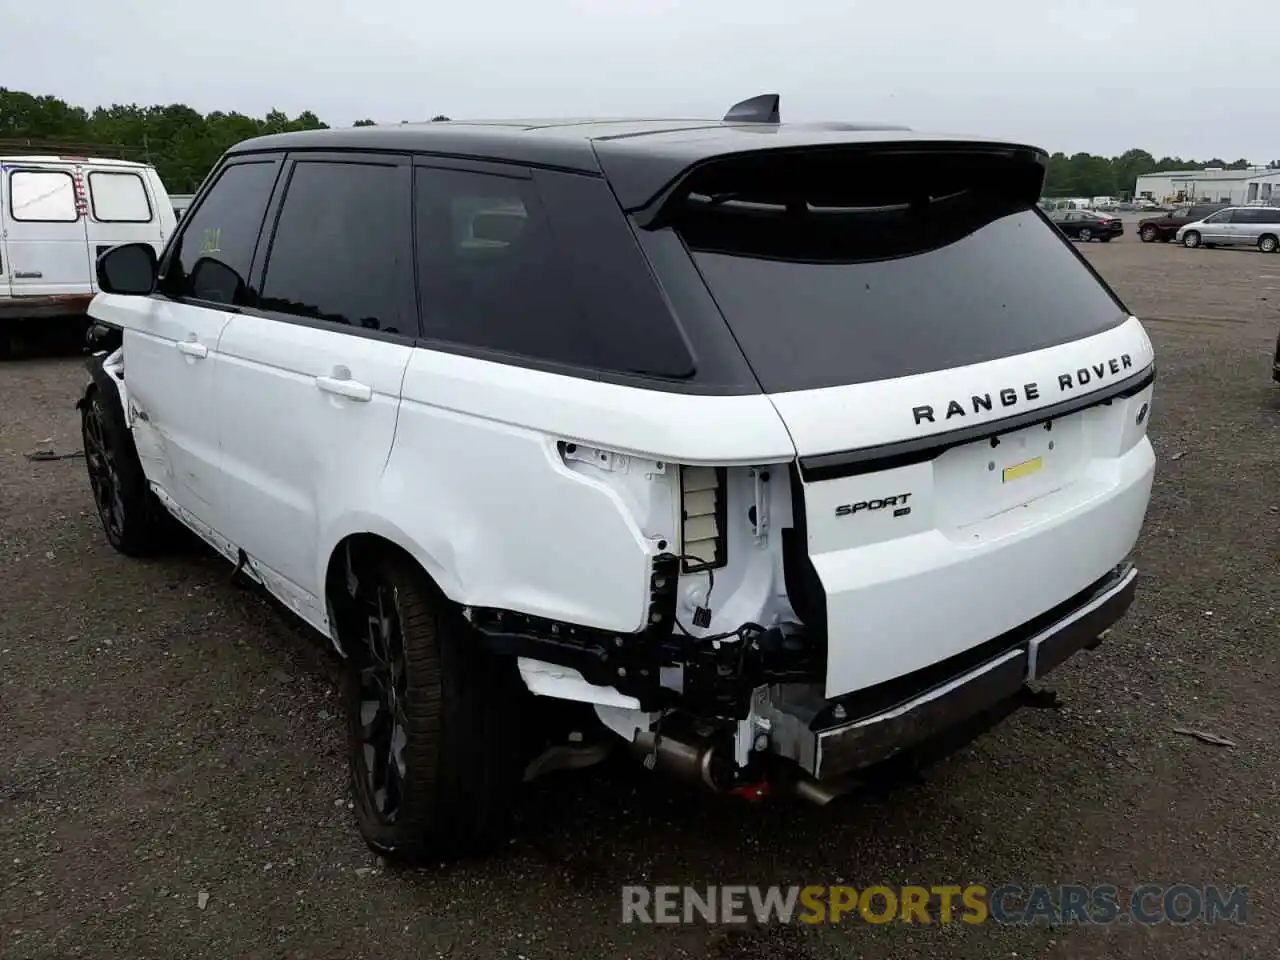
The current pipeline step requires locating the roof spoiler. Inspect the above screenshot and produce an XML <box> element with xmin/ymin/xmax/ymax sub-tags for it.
<box><xmin>723</xmin><ymin>94</ymin><xmax>780</xmax><ymax>124</ymax></box>
<box><xmin>798</xmin><ymin>121</ymin><xmax>913</xmax><ymax>132</ymax></box>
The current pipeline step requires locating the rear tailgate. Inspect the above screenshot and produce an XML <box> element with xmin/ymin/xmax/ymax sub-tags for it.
<box><xmin>773</xmin><ymin>321</ymin><xmax>1154</xmax><ymax>695</ymax></box>
<box><xmin>651</xmin><ymin>142</ymin><xmax>1156</xmax><ymax>697</ymax></box>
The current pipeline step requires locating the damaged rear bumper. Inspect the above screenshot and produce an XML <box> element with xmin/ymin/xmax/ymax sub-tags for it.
<box><xmin>760</xmin><ymin>561</ymin><xmax>1138</xmax><ymax>780</ymax></box>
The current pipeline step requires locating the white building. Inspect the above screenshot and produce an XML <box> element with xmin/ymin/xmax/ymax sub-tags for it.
<box><xmin>1134</xmin><ymin>168</ymin><xmax>1280</xmax><ymax>205</ymax></box>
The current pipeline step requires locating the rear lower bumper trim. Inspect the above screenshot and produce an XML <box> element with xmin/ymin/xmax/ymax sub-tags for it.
<box><xmin>1026</xmin><ymin>563</ymin><xmax>1137</xmax><ymax>678</ymax></box>
<box><xmin>806</xmin><ymin>561</ymin><xmax>1138</xmax><ymax>779</ymax></box>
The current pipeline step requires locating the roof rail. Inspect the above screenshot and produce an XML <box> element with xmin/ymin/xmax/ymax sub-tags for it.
<box><xmin>723</xmin><ymin>94</ymin><xmax>781</xmax><ymax>124</ymax></box>
<box><xmin>0</xmin><ymin>138</ymin><xmax>142</xmax><ymax>161</ymax></box>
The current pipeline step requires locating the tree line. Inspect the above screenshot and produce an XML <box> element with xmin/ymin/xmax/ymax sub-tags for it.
<box><xmin>1044</xmin><ymin>149</ymin><xmax>1279</xmax><ymax>200</ymax></box>
<box><xmin>1</xmin><ymin>87</ymin><xmax>1275</xmax><ymax>197</ymax></box>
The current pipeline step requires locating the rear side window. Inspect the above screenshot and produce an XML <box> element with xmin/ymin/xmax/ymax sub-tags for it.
<box><xmin>162</xmin><ymin>160</ymin><xmax>278</xmax><ymax>306</ymax></box>
<box><xmin>414</xmin><ymin>166</ymin><xmax>693</xmax><ymax>378</ymax></box>
<box><xmin>88</xmin><ymin>171</ymin><xmax>153</xmax><ymax>223</ymax></box>
<box><xmin>9</xmin><ymin>170</ymin><xmax>77</xmax><ymax>222</ymax></box>
<box><xmin>657</xmin><ymin>149</ymin><xmax>1128</xmax><ymax>393</ymax></box>
<box><xmin>1237</xmin><ymin>208</ymin><xmax>1280</xmax><ymax>224</ymax></box>
<box><xmin>259</xmin><ymin>159</ymin><xmax>413</xmax><ymax>336</ymax></box>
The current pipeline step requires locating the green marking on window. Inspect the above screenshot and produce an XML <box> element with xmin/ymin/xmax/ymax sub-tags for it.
<box><xmin>200</xmin><ymin>227</ymin><xmax>222</xmax><ymax>256</ymax></box>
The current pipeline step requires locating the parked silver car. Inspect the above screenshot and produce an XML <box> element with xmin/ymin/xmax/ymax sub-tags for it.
<box><xmin>1175</xmin><ymin>206</ymin><xmax>1280</xmax><ymax>253</ymax></box>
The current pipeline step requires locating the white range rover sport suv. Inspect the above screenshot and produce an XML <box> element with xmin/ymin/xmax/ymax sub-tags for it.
<box><xmin>78</xmin><ymin>95</ymin><xmax>1157</xmax><ymax>861</ymax></box>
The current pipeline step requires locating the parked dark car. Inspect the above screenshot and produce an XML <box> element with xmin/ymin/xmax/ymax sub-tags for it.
<box><xmin>1273</xmin><ymin>326</ymin><xmax>1280</xmax><ymax>383</ymax></box>
<box><xmin>1047</xmin><ymin>208</ymin><xmax>1124</xmax><ymax>242</ymax></box>
<box><xmin>1137</xmin><ymin>203</ymin><xmax>1228</xmax><ymax>243</ymax></box>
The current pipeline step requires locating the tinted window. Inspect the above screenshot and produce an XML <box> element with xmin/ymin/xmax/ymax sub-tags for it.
<box><xmin>10</xmin><ymin>170</ymin><xmax>77</xmax><ymax>222</ymax></box>
<box><xmin>414</xmin><ymin>166</ymin><xmax>693</xmax><ymax>377</ymax></box>
<box><xmin>162</xmin><ymin>161</ymin><xmax>278</xmax><ymax>305</ymax></box>
<box><xmin>88</xmin><ymin>171</ymin><xmax>153</xmax><ymax>223</ymax></box>
<box><xmin>259</xmin><ymin>160</ymin><xmax>412</xmax><ymax>335</ymax></box>
<box><xmin>1237</xmin><ymin>208</ymin><xmax>1280</xmax><ymax>224</ymax></box>
<box><xmin>661</xmin><ymin>151</ymin><xmax>1126</xmax><ymax>393</ymax></box>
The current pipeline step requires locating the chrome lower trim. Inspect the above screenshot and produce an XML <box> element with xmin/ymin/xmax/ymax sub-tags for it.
<box><xmin>768</xmin><ymin>563</ymin><xmax>1139</xmax><ymax>780</ymax></box>
<box><xmin>1027</xmin><ymin>563</ymin><xmax>1138</xmax><ymax>680</ymax></box>
<box><xmin>813</xmin><ymin>648</ymin><xmax>1028</xmax><ymax>779</ymax></box>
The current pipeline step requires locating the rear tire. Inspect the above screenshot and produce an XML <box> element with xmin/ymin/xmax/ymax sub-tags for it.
<box><xmin>1140</xmin><ymin>225</ymin><xmax>1159</xmax><ymax>242</ymax></box>
<box><xmin>1259</xmin><ymin>235</ymin><xmax>1278</xmax><ymax>254</ymax></box>
<box><xmin>1078</xmin><ymin>228</ymin><xmax>1092</xmax><ymax>242</ymax></box>
<box><xmin>1183</xmin><ymin>231</ymin><xmax>1201</xmax><ymax>248</ymax></box>
<box><xmin>344</xmin><ymin>552</ymin><xmax>526</xmax><ymax>862</ymax></box>
<box><xmin>79</xmin><ymin>375</ymin><xmax>182</xmax><ymax>557</ymax></box>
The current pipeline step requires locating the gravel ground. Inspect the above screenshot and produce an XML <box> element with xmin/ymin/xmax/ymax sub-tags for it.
<box><xmin>2</xmin><ymin>236</ymin><xmax>1278</xmax><ymax>960</ymax></box>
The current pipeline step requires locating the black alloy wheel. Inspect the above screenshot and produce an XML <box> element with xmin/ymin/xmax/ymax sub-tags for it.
<box><xmin>82</xmin><ymin>392</ymin><xmax>127</xmax><ymax>546</ymax></box>
<box><xmin>354</xmin><ymin>581</ymin><xmax>411</xmax><ymax>824</ymax></box>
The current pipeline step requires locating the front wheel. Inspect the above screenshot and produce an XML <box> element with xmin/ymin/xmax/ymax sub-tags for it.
<box><xmin>80</xmin><ymin>378</ymin><xmax>180</xmax><ymax>556</ymax></box>
<box><xmin>345</xmin><ymin>553</ymin><xmax>526</xmax><ymax>862</ymax></box>
<box><xmin>1259</xmin><ymin>235</ymin><xmax>1279</xmax><ymax>254</ymax></box>
<box><xmin>1183</xmin><ymin>231</ymin><xmax>1201</xmax><ymax>248</ymax></box>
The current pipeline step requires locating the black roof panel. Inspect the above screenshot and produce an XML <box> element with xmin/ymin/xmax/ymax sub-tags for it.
<box><xmin>226</xmin><ymin>119</ymin><xmax>1045</xmax><ymax>211</ymax></box>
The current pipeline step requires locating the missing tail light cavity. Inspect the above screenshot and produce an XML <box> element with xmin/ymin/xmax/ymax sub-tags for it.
<box><xmin>680</xmin><ymin>466</ymin><xmax>727</xmax><ymax>573</ymax></box>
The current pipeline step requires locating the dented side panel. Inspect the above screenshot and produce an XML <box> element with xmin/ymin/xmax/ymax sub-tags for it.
<box><xmin>343</xmin><ymin>343</ymin><xmax>796</xmax><ymax>637</ymax></box>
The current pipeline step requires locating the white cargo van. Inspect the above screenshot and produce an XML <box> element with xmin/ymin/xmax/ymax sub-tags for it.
<box><xmin>0</xmin><ymin>156</ymin><xmax>175</xmax><ymax>346</ymax></box>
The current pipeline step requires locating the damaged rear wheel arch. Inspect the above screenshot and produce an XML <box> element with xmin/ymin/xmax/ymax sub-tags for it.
<box><xmin>324</xmin><ymin>532</ymin><xmax>427</xmax><ymax>656</ymax></box>
<box><xmin>325</xmin><ymin>531</ymin><xmax>530</xmax><ymax>860</ymax></box>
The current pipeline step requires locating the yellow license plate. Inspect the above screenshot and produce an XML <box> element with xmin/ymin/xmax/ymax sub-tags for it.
<box><xmin>1002</xmin><ymin>456</ymin><xmax>1044</xmax><ymax>483</ymax></box>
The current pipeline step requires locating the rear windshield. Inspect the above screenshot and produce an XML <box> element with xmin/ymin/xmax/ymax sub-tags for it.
<box><xmin>661</xmin><ymin>149</ymin><xmax>1129</xmax><ymax>393</ymax></box>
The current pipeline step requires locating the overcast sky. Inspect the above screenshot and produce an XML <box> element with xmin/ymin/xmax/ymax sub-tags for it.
<box><xmin>4</xmin><ymin>0</ymin><xmax>1275</xmax><ymax>162</ymax></box>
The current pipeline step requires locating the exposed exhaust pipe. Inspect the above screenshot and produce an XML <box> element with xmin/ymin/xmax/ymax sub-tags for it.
<box><xmin>523</xmin><ymin>741</ymin><xmax>614</xmax><ymax>783</ymax></box>
<box><xmin>791</xmin><ymin>777</ymin><xmax>842</xmax><ymax>806</ymax></box>
<box><xmin>789</xmin><ymin>773</ymin><xmax>861</xmax><ymax>806</ymax></box>
<box><xmin>628</xmin><ymin>730</ymin><xmax>863</xmax><ymax>805</ymax></box>
<box><xmin>631</xmin><ymin>731</ymin><xmax>721</xmax><ymax>791</ymax></box>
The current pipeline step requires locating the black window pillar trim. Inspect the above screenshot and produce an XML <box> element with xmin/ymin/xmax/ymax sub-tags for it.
<box><xmin>406</xmin><ymin>156</ymin><xmax>762</xmax><ymax>396</ymax></box>
<box><xmin>152</xmin><ymin>152</ymin><xmax>286</xmax><ymax>305</ymax></box>
<box><xmin>245</xmin><ymin>149</ymin><xmax>420</xmax><ymax>341</ymax></box>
